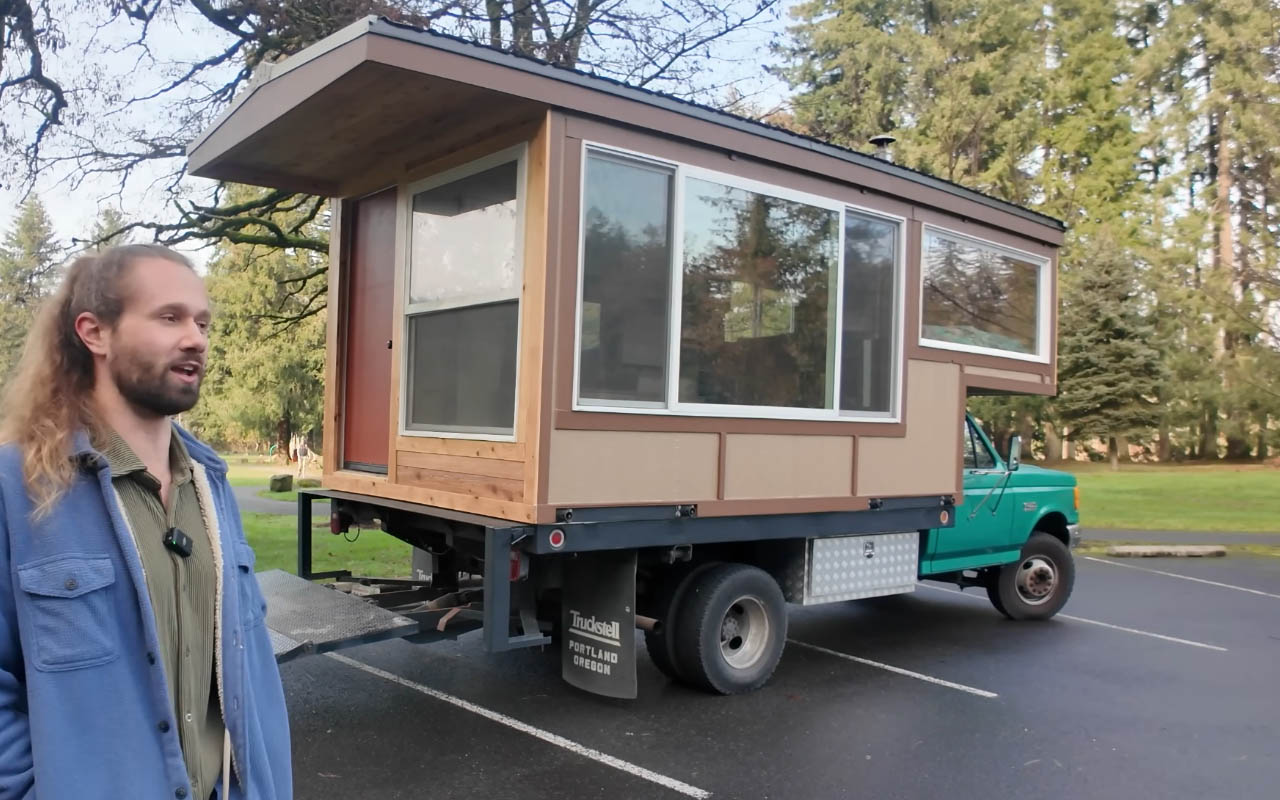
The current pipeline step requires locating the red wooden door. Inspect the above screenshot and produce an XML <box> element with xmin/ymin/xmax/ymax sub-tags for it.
<box><xmin>342</xmin><ymin>188</ymin><xmax>397</xmax><ymax>472</ymax></box>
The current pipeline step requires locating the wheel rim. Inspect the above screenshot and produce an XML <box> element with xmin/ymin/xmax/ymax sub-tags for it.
<box><xmin>1015</xmin><ymin>556</ymin><xmax>1058</xmax><ymax>606</ymax></box>
<box><xmin>719</xmin><ymin>595</ymin><xmax>770</xmax><ymax>670</ymax></box>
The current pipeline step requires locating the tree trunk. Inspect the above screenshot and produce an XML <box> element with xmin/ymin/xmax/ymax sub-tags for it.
<box><xmin>1108</xmin><ymin>436</ymin><xmax>1120</xmax><ymax>472</ymax></box>
<box><xmin>511</xmin><ymin>0</ymin><xmax>535</xmax><ymax>53</ymax></box>
<box><xmin>1019</xmin><ymin>411</ymin><xmax>1035</xmax><ymax>461</ymax></box>
<box><xmin>485</xmin><ymin>0</ymin><xmax>504</xmax><ymax>49</ymax></box>
<box><xmin>1157</xmin><ymin>417</ymin><xmax>1171</xmax><ymax>462</ymax></box>
<box><xmin>1200</xmin><ymin>406</ymin><xmax>1218</xmax><ymax>460</ymax></box>
<box><xmin>1226</xmin><ymin>433</ymin><xmax>1252</xmax><ymax>460</ymax></box>
<box><xmin>276</xmin><ymin>414</ymin><xmax>292</xmax><ymax>464</ymax></box>
<box><xmin>1044</xmin><ymin>422</ymin><xmax>1061</xmax><ymax>464</ymax></box>
<box><xmin>563</xmin><ymin>0</ymin><xmax>593</xmax><ymax>66</ymax></box>
<box><xmin>1210</xmin><ymin>101</ymin><xmax>1247</xmax><ymax>460</ymax></box>
<box><xmin>1116</xmin><ymin>434</ymin><xmax>1131</xmax><ymax>463</ymax></box>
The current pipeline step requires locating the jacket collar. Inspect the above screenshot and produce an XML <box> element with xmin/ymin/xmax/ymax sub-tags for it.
<box><xmin>71</xmin><ymin>422</ymin><xmax>229</xmax><ymax>475</ymax></box>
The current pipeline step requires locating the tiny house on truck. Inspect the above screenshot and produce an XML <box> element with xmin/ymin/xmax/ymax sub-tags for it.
<box><xmin>187</xmin><ymin>16</ymin><xmax>1071</xmax><ymax>699</ymax></box>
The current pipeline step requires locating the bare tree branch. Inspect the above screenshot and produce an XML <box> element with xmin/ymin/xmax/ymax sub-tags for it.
<box><xmin>3</xmin><ymin>0</ymin><xmax>781</xmax><ymax>332</ymax></box>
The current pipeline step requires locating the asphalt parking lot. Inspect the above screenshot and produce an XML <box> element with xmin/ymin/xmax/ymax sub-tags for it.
<box><xmin>279</xmin><ymin>554</ymin><xmax>1279</xmax><ymax>799</ymax></box>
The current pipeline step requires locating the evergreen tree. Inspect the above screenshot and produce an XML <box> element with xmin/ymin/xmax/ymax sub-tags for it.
<box><xmin>0</xmin><ymin>196</ymin><xmax>61</xmax><ymax>383</ymax></box>
<box><xmin>86</xmin><ymin>206</ymin><xmax>133</xmax><ymax>250</ymax></box>
<box><xmin>1056</xmin><ymin>231</ymin><xmax>1163</xmax><ymax>469</ymax></box>
<box><xmin>780</xmin><ymin>0</ymin><xmax>1046</xmax><ymax>203</ymax></box>
<box><xmin>183</xmin><ymin>187</ymin><xmax>327</xmax><ymax>456</ymax></box>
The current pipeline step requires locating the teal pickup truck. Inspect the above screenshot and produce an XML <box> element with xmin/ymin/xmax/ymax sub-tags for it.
<box><xmin>921</xmin><ymin>413</ymin><xmax>1081</xmax><ymax>620</ymax></box>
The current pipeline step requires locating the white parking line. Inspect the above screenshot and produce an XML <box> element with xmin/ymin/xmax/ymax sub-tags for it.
<box><xmin>327</xmin><ymin>653</ymin><xmax>712</xmax><ymax>799</ymax></box>
<box><xmin>917</xmin><ymin>584</ymin><xmax>1229</xmax><ymax>652</ymax></box>
<box><xmin>1082</xmin><ymin>556</ymin><xmax>1280</xmax><ymax>600</ymax></box>
<box><xmin>787</xmin><ymin>639</ymin><xmax>999</xmax><ymax>699</ymax></box>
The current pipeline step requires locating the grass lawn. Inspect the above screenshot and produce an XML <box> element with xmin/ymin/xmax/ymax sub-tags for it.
<box><xmin>1056</xmin><ymin>462</ymin><xmax>1280</xmax><ymax>533</ymax></box>
<box><xmin>241</xmin><ymin>513</ymin><xmax>412</xmax><ymax>577</ymax></box>
<box><xmin>224</xmin><ymin>461</ymin><xmax>323</xmax><ymax>487</ymax></box>
<box><xmin>256</xmin><ymin>483</ymin><xmax>323</xmax><ymax>504</ymax></box>
<box><xmin>225</xmin><ymin>462</ymin><xmax>287</xmax><ymax>487</ymax></box>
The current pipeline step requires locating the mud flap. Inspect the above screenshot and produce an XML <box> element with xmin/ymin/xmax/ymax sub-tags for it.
<box><xmin>561</xmin><ymin>550</ymin><xmax>637</xmax><ymax>699</ymax></box>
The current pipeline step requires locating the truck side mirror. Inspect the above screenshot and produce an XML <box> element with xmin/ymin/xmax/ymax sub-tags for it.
<box><xmin>1006</xmin><ymin>435</ymin><xmax>1022</xmax><ymax>472</ymax></box>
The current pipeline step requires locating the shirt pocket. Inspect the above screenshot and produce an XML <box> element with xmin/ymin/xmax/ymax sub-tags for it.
<box><xmin>233</xmin><ymin>541</ymin><xmax>267</xmax><ymax>626</ymax></box>
<box><xmin>17</xmin><ymin>555</ymin><xmax>120</xmax><ymax>671</ymax></box>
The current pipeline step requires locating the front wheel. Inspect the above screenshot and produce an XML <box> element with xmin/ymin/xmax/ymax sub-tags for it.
<box><xmin>989</xmin><ymin>532</ymin><xmax>1074</xmax><ymax>620</ymax></box>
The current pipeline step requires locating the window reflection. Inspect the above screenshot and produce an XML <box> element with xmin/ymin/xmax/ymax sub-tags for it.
<box><xmin>679</xmin><ymin>177</ymin><xmax>839</xmax><ymax>409</ymax></box>
<box><xmin>922</xmin><ymin>230</ymin><xmax>1040</xmax><ymax>355</ymax></box>
<box><xmin>579</xmin><ymin>155</ymin><xmax>673</xmax><ymax>404</ymax></box>
<box><xmin>841</xmin><ymin>213</ymin><xmax>897</xmax><ymax>413</ymax></box>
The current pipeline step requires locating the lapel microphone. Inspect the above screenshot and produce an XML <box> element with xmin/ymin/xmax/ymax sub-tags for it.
<box><xmin>163</xmin><ymin>527</ymin><xmax>194</xmax><ymax>558</ymax></box>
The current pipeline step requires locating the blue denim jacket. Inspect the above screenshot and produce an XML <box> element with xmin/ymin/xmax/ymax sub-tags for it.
<box><xmin>0</xmin><ymin>427</ymin><xmax>292</xmax><ymax>799</ymax></box>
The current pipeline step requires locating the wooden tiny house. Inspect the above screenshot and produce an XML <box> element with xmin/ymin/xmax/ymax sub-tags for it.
<box><xmin>188</xmin><ymin>17</ymin><xmax>1064</xmax><ymax>527</ymax></box>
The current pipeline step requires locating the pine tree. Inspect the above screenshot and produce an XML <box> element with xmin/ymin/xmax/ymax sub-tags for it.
<box><xmin>183</xmin><ymin>186</ymin><xmax>327</xmax><ymax>456</ymax></box>
<box><xmin>780</xmin><ymin>0</ymin><xmax>1047</xmax><ymax>202</ymax></box>
<box><xmin>1056</xmin><ymin>231</ymin><xmax>1163</xmax><ymax>469</ymax></box>
<box><xmin>0</xmin><ymin>196</ymin><xmax>62</xmax><ymax>383</ymax></box>
<box><xmin>86</xmin><ymin>206</ymin><xmax>133</xmax><ymax>250</ymax></box>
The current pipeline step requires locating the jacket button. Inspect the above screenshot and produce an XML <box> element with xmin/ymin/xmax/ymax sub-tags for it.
<box><xmin>175</xmin><ymin>789</ymin><xmax>187</xmax><ymax>799</ymax></box>
<box><xmin>65</xmin><ymin>578</ymin><xmax>78</xmax><ymax>591</ymax></box>
<box><xmin>158</xmin><ymin>721</ymin><xmax>170</xmax><ymax>733</ymax></box>
<box><xmin>147</xmin><ymin>652</ymin><xmax>157</xmax><ymax>665</ymax></box>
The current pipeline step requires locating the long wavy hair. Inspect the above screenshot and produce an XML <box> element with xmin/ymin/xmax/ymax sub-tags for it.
<box><xmin>0</xmin><ymin>243</ymin><xmax>195</xmax><ymax>516</ymax></box>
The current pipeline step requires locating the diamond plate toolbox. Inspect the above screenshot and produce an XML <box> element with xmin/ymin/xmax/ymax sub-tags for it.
<box><xmin>803</xmin><ymin>532</ymin><xmax>919</xmax><ymax>605</ymax></box>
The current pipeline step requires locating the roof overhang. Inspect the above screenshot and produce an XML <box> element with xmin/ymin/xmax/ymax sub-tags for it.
<box><xmin>188</xmin><ymin>16</ymin><xmax>1065</xmax><ymax>242</ymax></box>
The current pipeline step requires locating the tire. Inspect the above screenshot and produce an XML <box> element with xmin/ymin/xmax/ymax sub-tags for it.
<box><xmin>644</xmin><ymin>629</ymin><xmax>680</xmax><ymax>681</ymax></box>
<box><xmin>643</xmin><ymin>562</ymin><xmax>720</xmax><ymax>682</ymax></box>
<box><xmin>985</xmin><ymin>579</ymin><xmax>1009</xmax><ymax>618</ymax></box>
<box><xmin>671</xmin><ymin>563</ymin><xmax>788</xmax><ymax>695</ymax></box>
<box><xmin>992</xmin><ymin>532</ymin><xmax>1075</xmax><ymax>620</ymax></box>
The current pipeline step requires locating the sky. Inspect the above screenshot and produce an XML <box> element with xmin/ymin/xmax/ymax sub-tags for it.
<box><xmin>0</xmin><ymin>1</ymin><xmax>802</xmax><ymax>264</ymax></box>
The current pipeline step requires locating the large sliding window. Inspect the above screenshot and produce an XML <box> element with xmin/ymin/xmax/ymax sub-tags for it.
<box><xmin>920</xmin><ymin>226</ymin><xmax>1049</xmax><ymax>362</ymax></box>
<box><xmin>404</xmin><ymin>149</ymin><xmax>525</xmax><ymax>437</ymax></box>
<box><xmin>575</xmin><ymin>145</ymin><xmax>904</xmax><ymax>421</ymax></box>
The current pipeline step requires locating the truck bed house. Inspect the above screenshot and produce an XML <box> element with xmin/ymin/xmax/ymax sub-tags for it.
<box><xmin>189</xmin><ymin>17</ymin><xmax>1072</xmax><ymax>698</ymax></box>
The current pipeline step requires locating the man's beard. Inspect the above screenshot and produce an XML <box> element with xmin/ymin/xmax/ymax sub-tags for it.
<box><xmin>111</xmin><ymin>354</ymin><xmax>202</xmax><ymax>417</ymax></box>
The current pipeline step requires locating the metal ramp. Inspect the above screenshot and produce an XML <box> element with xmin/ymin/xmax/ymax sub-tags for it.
<box><xmin>259</xmin><ymin>569</ymin><xmax>482</xmax><ymax>664</ymax></box>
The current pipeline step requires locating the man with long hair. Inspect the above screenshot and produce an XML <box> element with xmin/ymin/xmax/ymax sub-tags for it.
<box><xmin>0</xmin><ymin>244</ymin><xmax>292</xmax><ymax>799</ymax></box>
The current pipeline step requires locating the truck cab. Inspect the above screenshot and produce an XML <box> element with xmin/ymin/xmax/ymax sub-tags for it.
<box><xmin>922</xmin><ymin>412</ymin><xmax>1081</xmax><ymax>619</ymax></box>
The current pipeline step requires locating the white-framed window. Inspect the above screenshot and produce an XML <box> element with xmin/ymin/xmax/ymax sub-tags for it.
<box><xmin>401</xmin><ymin>145</ymin><xmax>527</xmax><ymax>439</ymax></box>
<box><xmin>573</xmin><ymin>143</ymin><xmax>905</xmax><ymax>422</ymax></box>
<box><xmin>919</xmin><ymin>225</ymin><xmax>1051</xmax><ymax>363</ymax></box>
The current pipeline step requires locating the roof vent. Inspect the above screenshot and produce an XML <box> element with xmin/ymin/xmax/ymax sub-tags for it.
<box><xmin>869</xmin><ymin>134</ymin><xmax>896</xmax><ymax>162</ymax></box>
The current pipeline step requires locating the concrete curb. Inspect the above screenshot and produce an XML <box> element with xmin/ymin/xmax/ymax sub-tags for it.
<box><xmin>1104</xmin><ymin>545</ymin><xmax>1227</xmax><ymax>558</ymax></box>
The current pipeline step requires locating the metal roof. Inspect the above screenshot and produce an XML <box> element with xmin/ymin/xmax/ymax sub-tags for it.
<box><xmin>189</xmin><ymin>15</ymin><xmax>1064</xmax><ymax>233</ymax></box>
<box><xmin>368</xmin><ymin>16</ymin><xmax>1065</xmax><ymax>232</ymax></box>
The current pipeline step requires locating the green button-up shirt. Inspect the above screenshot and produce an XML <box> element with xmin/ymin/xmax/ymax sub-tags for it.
<box><xmin>99</xmin><ymin>427</ymin><xmax>225</xmax><ymax>798</ymax></box>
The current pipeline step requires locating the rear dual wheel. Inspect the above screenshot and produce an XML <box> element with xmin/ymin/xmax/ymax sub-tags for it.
<box><xmin>646</xmin><ymin>563</ymin><xmax>787</xmax><ymax>695</ymax></box>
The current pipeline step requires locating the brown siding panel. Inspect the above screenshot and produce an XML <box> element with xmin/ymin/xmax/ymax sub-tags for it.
<box><xmin>396</xmin><ymin>450</ymin><xmax>525</xmax><ymax>480</ymax></box>
<box><xmin>548</xmin><ymin>430</ymin><xmax>719</xmax><ymax>505</ymax></box>
<box><xmin>722</xmin><ymin>435</ymin><xmax>854</xmax><ymax>500</ymax></box>
<box><xmin>395</xmin><ymin>464</ymin><xmax>525</xmax><ymax>503</ymax></box>
<box><xmin>327</xmin><ymin>470</ymin><xmax>537</xmax><ymax>523</ymax></box>
<box><xmin>857</xmin><ymin>360</ymin><xmax>963</xmax><ymax>497</ymax></box>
